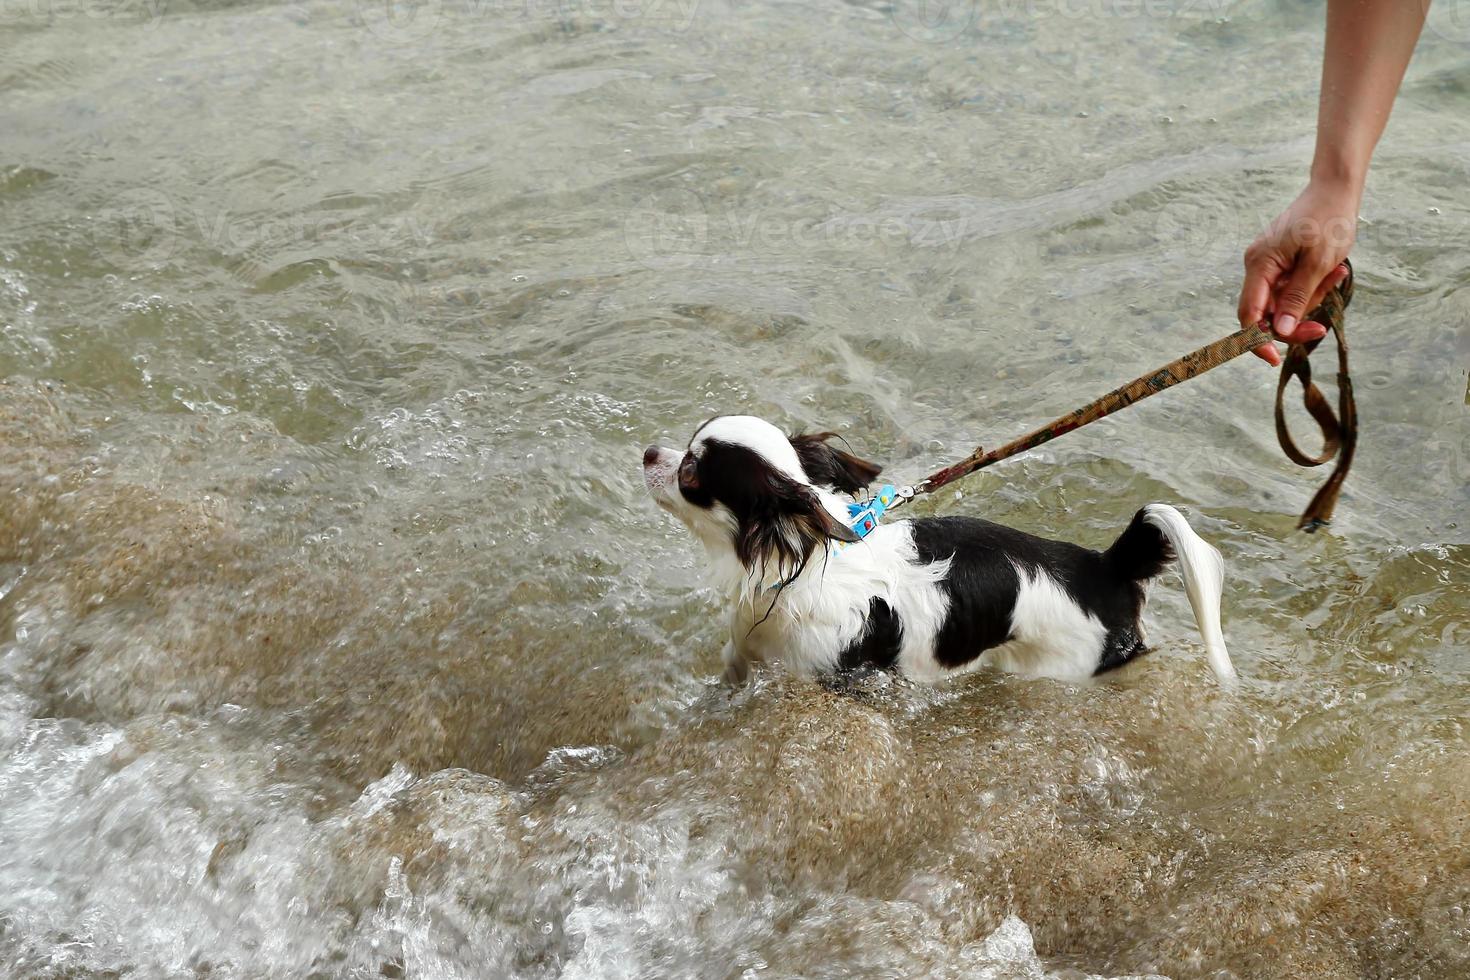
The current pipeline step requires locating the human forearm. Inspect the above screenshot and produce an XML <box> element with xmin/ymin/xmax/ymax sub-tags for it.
<box><xmin>1237</xmin><ymin>0</ymin><xmax>1429</xmax><ymax>358</ymax></box>
<box><xmin>1311</xmin><ymin>0</ymin><xmax>1429</xmax><ymax>195</ymax></box>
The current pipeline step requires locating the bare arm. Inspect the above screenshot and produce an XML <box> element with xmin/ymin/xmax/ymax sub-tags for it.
<box><xmin>1239</xmin><ymin>0</ymin><xmax>1429</xmax><ymax>364</ymax></box>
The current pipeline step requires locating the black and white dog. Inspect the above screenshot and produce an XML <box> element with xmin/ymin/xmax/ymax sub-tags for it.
<box><xmin>643</xmin><ymin>415</ymin><xmax>1234</xmax><ymax>685</ymax></box>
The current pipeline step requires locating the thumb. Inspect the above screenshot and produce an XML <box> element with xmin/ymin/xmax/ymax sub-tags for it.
<box><xmin>1270</xmin><ymin>260</ymin><xmax>1332</xmax><ymax>344</ymax></box>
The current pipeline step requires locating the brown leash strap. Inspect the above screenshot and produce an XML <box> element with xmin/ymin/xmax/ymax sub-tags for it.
<box><xmin>1275</xmin><ymin>260</ymin><xmax>1355</xmax><ymax>530</ymax></box>
<box><xmin>900</xmin><ymin>262</ymin><xmax>1357</xmax><ymax>531</ymax></box>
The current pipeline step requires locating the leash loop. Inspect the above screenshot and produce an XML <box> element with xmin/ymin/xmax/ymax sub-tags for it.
<box><xmin>1273</xmin><ymin>260</ymin><xmax>1355</xmax><ymax>530</ymax></box>
<box><xmin>879</xmin><ymin>262</ymin><xmax>1358</xmax><ymax>531</ymax></box>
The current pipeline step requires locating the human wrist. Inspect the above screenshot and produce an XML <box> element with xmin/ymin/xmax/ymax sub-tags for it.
<box><xmin>1308</xmin><ymin>149</ymin><xmax>1368</xmax><ymax>202</ymax></box>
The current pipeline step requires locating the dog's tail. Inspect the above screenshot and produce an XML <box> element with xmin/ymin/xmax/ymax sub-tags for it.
<box><xmin>1104</xmin><ymin>503</ymin><xmax>1235</xmax><ymax>682</ymax></box>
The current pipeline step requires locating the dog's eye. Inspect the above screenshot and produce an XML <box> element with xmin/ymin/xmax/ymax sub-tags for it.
<box><xmin>678</xmin><ymin>453</ymin><xmax>699</xmax><ymax>491</ymax></box>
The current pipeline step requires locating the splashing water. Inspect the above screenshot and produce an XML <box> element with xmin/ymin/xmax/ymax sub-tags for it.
<box><xmin>2</xmin><ymin>0</ymin><xmax>1469</xmax><ymax>976</ymax></box>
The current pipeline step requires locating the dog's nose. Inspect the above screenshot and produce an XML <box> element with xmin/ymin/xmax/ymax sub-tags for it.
<box><xmin>643</xmin><ymin>445</ymin><xmax>661</xmax><ymax>467</ymax></box>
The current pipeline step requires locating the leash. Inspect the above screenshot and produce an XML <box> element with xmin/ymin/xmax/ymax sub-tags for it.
<box><xmin>884</xmin><ymin>262</ymin><xmax>1357</xmax><ymax>532</ymax></box>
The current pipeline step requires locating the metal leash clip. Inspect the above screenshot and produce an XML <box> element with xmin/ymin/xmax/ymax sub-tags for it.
<box><xmin>884</xmin><ymin>483</ymin><xmax>921</xmax><ymax>511</ymax></box>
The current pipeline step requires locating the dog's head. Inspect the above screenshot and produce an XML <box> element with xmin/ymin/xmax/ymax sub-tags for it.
<box><xmin>642</xmin><ymin>416</ymin><xmax>882</xmax><ymax>585</ymax></box>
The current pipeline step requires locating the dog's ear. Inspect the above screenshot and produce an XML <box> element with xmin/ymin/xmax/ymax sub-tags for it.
<box><xmin>794</xmin><ymin>492</ymin><xmax>862</xmax><ymax>545</ymax></box>
<box><xmin>790</xmin><ymin>431</ymin><xmax>883</xmax><ymax>495</ymax></box>
<box><xmin>736</xmin><ymin>479</ymin><xmax>860</xmax><ymax>578</ymax></box>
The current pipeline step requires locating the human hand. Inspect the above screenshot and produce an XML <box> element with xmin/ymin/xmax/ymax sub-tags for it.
<box><xmin>1238</xmin><ymin>179</ymin><xmax>1358</xmax><ymax>366</ymax></box>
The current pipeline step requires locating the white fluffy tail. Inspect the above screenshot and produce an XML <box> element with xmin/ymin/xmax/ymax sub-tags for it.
<box><xmin>1142</xmin><ymin>504</ymin><xmax>1235</xmax><ymax>683</ymax></box>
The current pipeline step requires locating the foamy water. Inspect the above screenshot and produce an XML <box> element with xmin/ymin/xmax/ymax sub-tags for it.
<box><xmin>2</xmin><ymin>0</ymin><xmax>1469</xmax><ymax>976</ymax></box>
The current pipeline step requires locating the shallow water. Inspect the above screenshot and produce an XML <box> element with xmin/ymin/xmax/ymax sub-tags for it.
<box><xmin>2</xmin><ymin>0</ymin><xmax>1469</xmax><ymax>976</ymax></box>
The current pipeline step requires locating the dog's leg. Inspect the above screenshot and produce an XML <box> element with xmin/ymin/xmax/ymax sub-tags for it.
<box><xmin>722</xmin><ymin>640</ymin><xmax>751</xmax><ymax>686</ymax></box>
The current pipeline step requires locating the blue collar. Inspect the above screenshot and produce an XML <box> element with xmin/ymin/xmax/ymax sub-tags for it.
<box><xmin>766</xmin><ymin>484</ymin><xmax>899</xmax><ymax>594</ymax></box>
<box><xmin>842</xmin><ymin>483</ymin><xmax>899</xmax><ymax>544</ymax></box>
